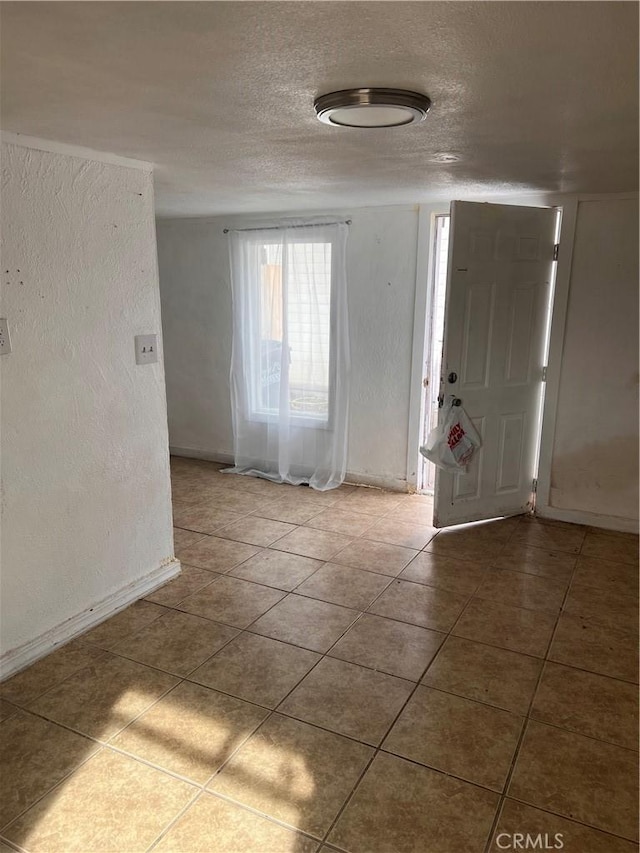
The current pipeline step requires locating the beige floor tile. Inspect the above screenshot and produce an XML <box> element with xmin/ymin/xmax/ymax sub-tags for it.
<box><xmin>3</xmin><ymin>748</ymin><xmax>196</xmax><ymax>853</ymax></box>
<box><xmin>272</xmin><ymin>527</ymin><xmax>354</xmax><ymax>561</ymax></box>
<box><xmin>331</xmin><ymin>538</ymin><xmax>418</xmax><ymax>577</ymax></box>
<box><xmin>452</xmin><ymin>598</ymin><xmax>557</xmax><ymax>657</ymax></box>
<box><xmin>0</xmin><ymin>699</ymin><xmax>17</xmax><ymax>722</ymax></box>
<box><xmin>563</xmin><ymin>582</ymin><xmax>639</xmax><ymax>631</ymax></box>
<box><xmin>329</xmin><ymin>751</ymin><xmax>499</xmax><ymax>853</ymax></box>
<box><xmin>229</xmin><ymin>549</ymin><xmax>322</xmax><ymax>591</ymax></box>
<box><xmin>278</xmin><ymin>657</ymin><xmax>413</xmax><ymax>745</ymax></box>
<box><xmin>384</xmin><ymin>685</ymin><xmax>523</xmax><ymax>791</ymax></box>
<box><xmin>490</xmin><ymin>541</ymin><xmax>576</xmax><ymax>579</ymax></box>
<box><xmin>220</xmin><ymin>473</ymin><xmax>288</xmax><ymax>497</ymax></box>
<box><xmin>572</xmin><ymin>555</ymin><xmax>639</xmax><ymax>597</ymax></box>
<box><xmin>295</xmin><ymin>563</ymin><xmax>392</xmax><ymax>610</ymax></box>
<box><xmin>144</xmin><ymin>564</ymin><xmax>219</xmax><ymax>606</ymax></box>
<box><xmin>509</xmin><ymin>720</ymin><xmax>639</xmax><ymax>840</ymax></box>
<box><xmin>177</xmin><ymin>576</ymin><xmax>285</xmax><ymax>628</ymax></box>
<box><xmin>216</xmin><ymin>516</ymin><xmax>297</xmax><ymax>546</ymax></box>
<box><xmin>253</xmin><ymin>498</ymin><xmax>327</xmax><ymax>525</ymax></box>
<box><xmin>340</xmin><ymin>488</ymin><xmax>405</xmax><ymax>516</ymax></box>
<box><xmin>329</xmin><ymin>613</ymin><xmax>444</xmax><ymax>681</ymax></box>
<box><xmin>368</xmin><ymin>579</ymin><xmax>469</xmax><ymax>632</ymax></box>
<box><xmin>189</xmin><ymin>632</ymin><xmax>320</xmax><ymax>709</ymax></box>
<box><xmin>422</xmin><ymin>635</ymin><xmax>542</xmax><ymax>713</ymax></box>
<box><xmin>201</xmin><ymin>490</ymin><xmax>279</xmax><ymax>515</ymax></box>
<box><xmin>519</xmin><ymin>515</ymin><xmax>585</xmax><ymax>532</ymax></box>
<box><xmin>549</xmin><ymin>613</ymin><xmax>639</xmax><ymax>683</ymax></box>
<box><xmin>209</xmin><ymin>714</ymin><xmax>373</xmax><ymax>837</ymax></box>
<box><xmin>111</xmin><ymin>681</ymin><xmax>268</xmax><ymax>784</ymax></box>
<box><xmin>173</xmin><ymin>503</ymin><xmax>246</xmax><ymax>535</ymax></box>
<box><xmin>173</xmin><ymin>527</ymin><xmax>208</xmax><ymax>551</ymax></box>
<box><xmin>581</xmin><ymin>531</ymin><xmax>639</xmax><ymax>565</ymax></box>
<box><xmin>172</xmin><ymin>483</ymin><xmax>227</xmax><ymax>507</ymax></box>
<box><xmin>361</xmin><ymin>517</ymin><xmax>437</xmax><ymax>550</ymax></box>
<box><xmin>175</xmin><ymin>536</ymin><xmax>260</xmax><ymax>573</ymax></box>
<box><xmin>80</xmin><ymin>601</ymin><xmax>169</xmax><ymax>651</ymax></box>
<box><xmin>511</xmin><ymin>522</ymin><xmax>585</xmax><ymax>554</ymax></box>
<box><xmin>399</xmin><ymin>552</ymin><xmax>488</xmax><ymax>595</ymax></box>
<box><xmin>28</xmin><ymin>653</ymin><xmax>178</xmax><ymax>740</ymax></box>
<box><xmin>0</xmin><ymin>640</ymin><xmax>107</xmax><ymax>706</ymax></box>
<box><xmin>531</xmin><ymin>661</ymin><xmax>638</xmax><ymax>749</ymax></box>
<box><xmin>490</xmin><ymin>799</ymin><xmax>639</xmax><ymax>853</ymax></box>
<box><xmin>386</xmin><ymin>502</ymin><xmax>434</xmax><ymax>526</ymax></box>
<box><xmin>425</xmin><ymin>532</ymin><xmax>505</xmax><ymax>563</ymax></box>
<box><xmin>475</xmin><ymin>567</ymin><xmax>568</xmax><ymax>613</ymax></box>
<box><xmin>0</xmin><ymin>711</ymin><xmax>100</xmax><ymax>828</ymax></box>
<box><xmin>154</xmin><ymin>792</ymin><xmax>318</xmax><ymax>853</ymax></box>
<box><xmin>111</xmin><ymin>610</ymin><xmax>238</xmax><ymax>676</ymax></box>
<box><xmin>250</xmin><ymin>594</ymin><xmax>359</xmax><ymax>653</ymax></box>
<box><xmin>304</xmin><ymin>507</ymin><xmax>377</xmax><ymax>537</ymax></box>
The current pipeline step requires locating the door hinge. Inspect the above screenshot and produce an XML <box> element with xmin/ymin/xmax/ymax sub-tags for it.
<box><xmin>542</xmin><ymin>365</ymin><xmax>548</xmax><ymax>382</ymax></box>
<box><xmin>532</xmin><ymin>478</ymin><xmax>538</xmax><ymax>494</ymax></box>
<box><xmin>553</xmin><ymin>243</ymin><xmax>560</xmax><ymax>261</ymax></box>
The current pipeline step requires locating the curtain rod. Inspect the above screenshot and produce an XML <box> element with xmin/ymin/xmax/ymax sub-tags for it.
<box><xmin>223</xmin><ymin>220</ymin><xmax>351</xmax><ymax>234</ymax></box>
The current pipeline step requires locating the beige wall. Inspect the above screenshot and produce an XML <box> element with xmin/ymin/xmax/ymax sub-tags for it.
<box><xmin>549</xmin><ymin>197</ymin><xmax>639</xmax><ymax>526</ymax></box>
<box><xmin>1</xmin><ymin>141</ymin><xmax>175</xmax><ymax>667</ymax></box>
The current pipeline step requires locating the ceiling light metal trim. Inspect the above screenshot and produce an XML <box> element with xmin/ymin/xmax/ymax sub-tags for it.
<box><xmin>314</xmin><ymin>87</ymin><xmax>431</xmax><ymax>128</ymax></box>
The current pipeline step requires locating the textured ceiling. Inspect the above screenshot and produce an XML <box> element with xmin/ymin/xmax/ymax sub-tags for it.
<box><xmin>1</xmin><ymin>2</ymin><xmax>638</xmax><ymax>216</ymax></box>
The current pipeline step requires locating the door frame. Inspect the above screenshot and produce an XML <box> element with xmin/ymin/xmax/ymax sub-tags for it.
<box><xmin>406</xmin><ymin>193</ymin><xmax>576</xmax><ymax>505</ymax></box>
<box><xmin>406</xmin><ymin>203</ymin><xmax>449</xmax><ymax>492</ymax></box>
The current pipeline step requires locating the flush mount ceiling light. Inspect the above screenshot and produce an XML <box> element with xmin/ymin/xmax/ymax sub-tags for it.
<box><xmin>314</xmin><ymin>88</ymin><xmax>431</xmax><ymax>128</ymax></box>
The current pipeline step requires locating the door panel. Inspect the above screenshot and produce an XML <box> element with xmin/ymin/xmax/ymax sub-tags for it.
<box><xmin>434</xmin><ymin>201</ymin><xmax>557</xmax><ymax>528</ymax></box>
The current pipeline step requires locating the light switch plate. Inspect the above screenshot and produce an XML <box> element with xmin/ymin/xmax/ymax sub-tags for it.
<box><xmin>135</xmin><ymin>334</ymin><xmax>158</xmax><ymax>365</ymax></box>
<box><xmin>0</xmin><ymin>318</ymin><xmax>11</xmax><ymax>354</ymax></box>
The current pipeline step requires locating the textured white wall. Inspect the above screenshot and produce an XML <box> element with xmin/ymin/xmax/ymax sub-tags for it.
<box><xmin>0</xmin><ymin>142</ymin><xmax>174</xmax><ymax>658</ymax></box>
<box><xmin>157</xmin><ymin>207</ymin><xmax>419</xmax><ymax>488</ymax></box>
<box><xmin>550</xmin><ymin>197</ymin><xmax>639</xmax><ymax>523</ymax></box>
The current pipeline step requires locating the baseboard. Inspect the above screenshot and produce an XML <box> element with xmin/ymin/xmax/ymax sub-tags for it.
<box><xmin>0</xmin><ymin>558</ymin><xmax>181</xmax><ymax>682</ymax></box>
<box><xmin>344</xmin><ymin>471</ymin><xmax>409</xmax><ymax>493</ymax></box>
<box><xmin>536</xmin><ymin>505</ymin><xmax>639</xmax><ymax>534</ymax></box>
<box><xmin>169</xmin><ymin>446</ymin><xmax>410</xmax><ymax>494</ymax></box>
<box><xmin>170</xmin><ymin>446</ymin><xmax>234</xmax><ymax>466</ymax></box>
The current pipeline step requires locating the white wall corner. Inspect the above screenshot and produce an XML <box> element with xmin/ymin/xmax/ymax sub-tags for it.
<box><xmin>1</xmin><ymin>131</ymin><xmax>154</xmax><ymax>172</ymax></box>
<box><xmin>0</xmin><ymin>559</ymin><xmax>180</xmax><ymax>682</ymax></box>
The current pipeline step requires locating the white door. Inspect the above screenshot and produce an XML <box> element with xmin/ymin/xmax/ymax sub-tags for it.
<box><xmin>433</xmin><ymin>201</ymin><xmax>557</xmax><ymax>528</ymax></box>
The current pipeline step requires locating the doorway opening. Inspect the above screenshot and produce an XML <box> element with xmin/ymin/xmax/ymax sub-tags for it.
<box><xmin>416</xmin><ymin>204</ymin><xmax>562</xmax><ymax>520</ymax></box>
<box><xmin>417</xmin><ymin>214</ymin><xmax>450</xmax><ymax>494</ymax></box>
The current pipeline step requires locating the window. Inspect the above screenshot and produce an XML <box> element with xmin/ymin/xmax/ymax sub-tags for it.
<box><xmin>247</xmin><ymin>236</ymin><xmax>334</xmax><ymax>426</ymax></box>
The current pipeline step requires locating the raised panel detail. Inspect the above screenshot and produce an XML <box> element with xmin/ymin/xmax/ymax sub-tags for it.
<box><xmin>469</xmin><ymin>230</ymin><xmax>495</xmax><ymax>261</ymax></box>
<box><xmin>505</xmin><ymin>285</ymin><xmax>536</xmax><ymax>384</ymax></box>
<box><xmin>453</xmin><ymin>416</ymin><xmax>485</xmax><ymax>501</ymax></box>
<box><xmin>517</xmin><ymin>236</ymin><xmax>540</xmax><ymax>260</ymax></box>
<box><xmin>460</xmin><ymin>283</ymin><xmax>495</xmax><ymax>388</ymax></box>
<box><xmin>496</xmin><ymin>413</ymin><xmax>525</xmax><ymax>494</ymax></box>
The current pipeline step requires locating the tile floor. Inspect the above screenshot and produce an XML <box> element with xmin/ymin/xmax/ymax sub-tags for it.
<box><xmin>1</xmin><ymin>456</ymin><xmax>638</xmax><ymax>852</ymax></box>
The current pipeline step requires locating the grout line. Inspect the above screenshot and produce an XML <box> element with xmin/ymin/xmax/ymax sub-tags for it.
<box><xmin>10</xmin><ymin>471</ymin><xmax>638</xmax><ymax>850</ymax></box>
<box><xmin>482</xmin><ymin>535</ymin><xmax>582</xmax><ymax>853</ymax></box>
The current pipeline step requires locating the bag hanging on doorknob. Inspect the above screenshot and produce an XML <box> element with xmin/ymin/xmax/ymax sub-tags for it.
<box><xmin>420</xmin><ymin>398</ymin><xmax>482</xmax><ymax>472</ymax></box>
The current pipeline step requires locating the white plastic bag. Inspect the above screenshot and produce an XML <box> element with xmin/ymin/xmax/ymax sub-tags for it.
<box><xmin>420</xmin><ymin>400</ymin><xmax>482</xmax><ymax>472</ymax></box>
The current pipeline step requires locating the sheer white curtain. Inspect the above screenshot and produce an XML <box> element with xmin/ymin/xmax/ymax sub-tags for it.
<box><xmin>225</xmin><ymin>221</ymin><xmax>350</xmax><ymax>490</ymax></box>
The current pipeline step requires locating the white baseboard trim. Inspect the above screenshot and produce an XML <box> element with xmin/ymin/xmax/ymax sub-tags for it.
<box><xmin>536</xmin><ymin>505</ymin><xmax>639</xmax><ymax>534</ymax></box>
<box><xmin>344</xmin><ymin>471</ymin><xmax>409</xmax><ymax>493</ymax></box>
<box><xmin>169</xmin><ymin>446</ymin><xmax>410</xmax><ymax>493</ymax></box>
<box><xmin>0</xmin><ymin>558</ymin><xmax>181</xmax><ymax>682</ymax></box>
<box><xmin>170</xmin><ymin>446</ymin><xmax>234</xmax><ymax>465</ymax></box>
